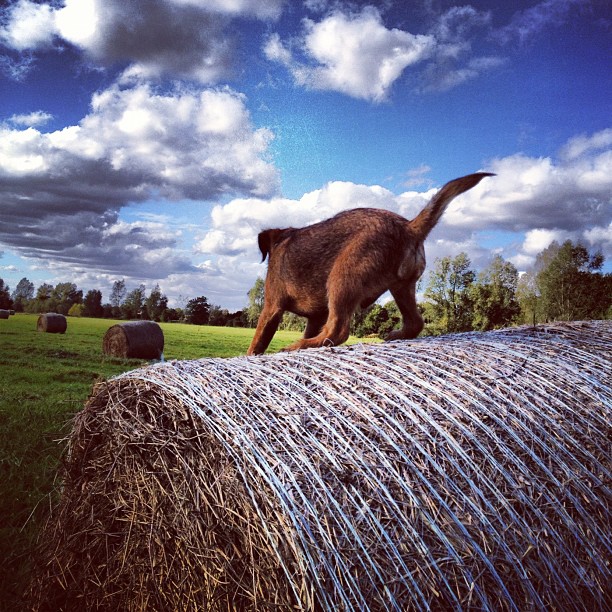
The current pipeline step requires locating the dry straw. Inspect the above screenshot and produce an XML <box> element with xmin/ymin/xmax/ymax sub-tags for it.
<box><xmin>36</xmin><ymin>313</ymin><xmax>67</xmax><ymax>333</ymax></box>
<box><xmin>30</xmin><ymin>321</ymin><xmax>611</xmax><ymax>611</ymax></box>
<box><xmin>102</xmin><ymin>320</ymin><xmax>164</xmax><ymax>359</ymax></box>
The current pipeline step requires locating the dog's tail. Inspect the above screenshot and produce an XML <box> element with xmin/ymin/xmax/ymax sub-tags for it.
<box><xmin>409</xmin><ymin>172</ymin><xmax>494</xmax><ymax>240</ymax></box>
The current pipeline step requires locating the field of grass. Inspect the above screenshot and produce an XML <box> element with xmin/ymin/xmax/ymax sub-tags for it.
<box><xmin>0</xmin><ymin>314</ymin><xmax>314</xmax><ymax>609</ymax></box>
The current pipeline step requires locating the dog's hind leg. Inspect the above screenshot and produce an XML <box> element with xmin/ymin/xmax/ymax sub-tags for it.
<box><xmin>283</xmin><ymin>310</ymin><xmax>352</xmax><ymax>351</ymax></box>
<box><xmin>284</xmin><ymin>284</ymin><xmax>357</xmax><ymax>351</ymax></box>
<box><xmin>247</xmin><ymin>306</ymin><xmax>284</xmax><ymax>355</ymax></box>
<box><xmin>303</xmin><ymin>313</ymin><xmax>327</xmax><ymax>339</ymax></box>
<box><xmin>386</xmin><ymin>280</ymin><xmax>424</xmax><ymax>341</ymax></box>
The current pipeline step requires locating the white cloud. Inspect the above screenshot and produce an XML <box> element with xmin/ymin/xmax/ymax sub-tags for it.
<box><xmin>265</xmin><ymin>4</ymin><xmax>511</xmax><ymax>99</ymax></box>
<box><xmin>0</xmin><ymin>0</ymin><xmax>284</xmax><ymax>83</ymax></box>
<box><xmin>521</xmin><ymin>228</ymin><xmax>573</xmax><ymax>255</ymax></box>
<box><xmin>9</xmin><ymin>110</ymin><xmax>54</xmax><ymax>127</ymax></box>
<box><xmin>441</xmin><ymin>144</ymin><xmax>612</xmax><ymax>235</ymax></box>
<box><xmin>0</xmin><ymin>81</ymin><xmax>279</xmax><ymax>277</ymax></box>
<box><xmin>560</xmin><ymin>128</ymin><xmax>612</xmax><ymax>160</ymax></box>
<box><xmin>3</xmin><ymin>127</ymin><xmax>609</xmax><ymax>310</ymax></box>
<box><xmin>0</xmin><ymin>0</ymin><xmax>56</xmax><ymax>50</ymax></box>
<box><xmin>54</xmin><ymin>0</ymin><xmax>99</xmax><ymax>48</ymax></box>
<box><xmin>165</xmin><ymin>0</ymin><xmax>283</xmax><ymax>19</ymax></box>
<box><xmin>264</xmin><ymin>7</ymin><xmax>435</xmax><ymax>102</ymax></box>
<box><xmin>496</xmin><ymin>0</ymin><xmax>587</xmax><ymax>46</ymax></box>
<box><xmin>189</xmin><ymin>128</ymin><xmax>611</xmax><ymax>307</ymax></box>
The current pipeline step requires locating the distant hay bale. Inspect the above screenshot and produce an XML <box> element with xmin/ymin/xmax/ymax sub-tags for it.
<box><xmin>9</xmin><ymin>309</ymin><xmax>15</xmax><ymax>315</ymax></box>
<box><xmin>30</xmin><ymin>322</ymin><xmax>611</xmax><ymax>611</ymax></box>
<box><xmin>36</xmin><ymin>313</ymin><xmax>67</xmax><ymax>333</ymax></box>
<box><xmin>0</xmin><ymin>309</ymin><xmax>9</xmax><ymax>319</ymax></box>
<box><xmin>102</xmin><ymin>321</ymin><xmax>164</xmax><ymax>359</ymax></box>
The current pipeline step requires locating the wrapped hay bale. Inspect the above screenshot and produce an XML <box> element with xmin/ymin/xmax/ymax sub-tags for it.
<box><xmin>102</xmin><ymin>320</ymin><xmax>164</xmax><ymax>359</ymax></box>
<box><xmin>37</xmin><ymin>313</ymin><xmax>67</xmax><ymax>333</ymax></box>
<box><xmin>31</xmin><ymin>322</ymin><xmax>611</xmax><ymax>611</ymax></box>
<box><xmin>0</xmin><ymin>309</ymin><xmax>9</xmax><ymax>319</ymax></box>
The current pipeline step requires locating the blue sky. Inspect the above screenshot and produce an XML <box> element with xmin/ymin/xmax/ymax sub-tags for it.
<box><xmin>0</xmin><ymin>0</ymin><xmax>610</xmax><ymax>310</ymax></box>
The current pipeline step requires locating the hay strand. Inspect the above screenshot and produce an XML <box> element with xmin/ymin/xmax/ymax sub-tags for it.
<box><xmin>36</xmin><ymin>313</ymin><xmax>67</xmax><ymax>333</ymax></box>
<box><xmin>102</xmin><ymin>320</ymin><xmax>164</xmax><ymax>359</ymax></box>
<box><xmin>30</xmin><ymin>321</ymin><xmax>611</xmax><ymax>611</ymax></box>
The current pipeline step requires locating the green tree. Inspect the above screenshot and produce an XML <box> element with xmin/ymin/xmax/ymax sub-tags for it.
<box><xmin>471</xmin><ymin>255</ymin><xmax>520</xmax><ymax>330</ymax></box>
<box><xmin>145</xmin><ymin>284</ymin><xmax>168</xmax><ymax>322</ymax></box>
<box><xmin>280</xmin><ymin>312</ymin><xmax>306</xmax><ymax>332</ymax></box>
<box><xmin>83</xmin><ymin>289</ymin><xmax>104</xmax><ymax>318</ymax></box>
<box><xmin>162</xmin><ymin>308</ymin><xmax>182</xmax><ymax>322</ymax></box>
<box><xmin>110</xmin><ymin>279</ymin><xmax>126</xmax><ymax>318</ymax></box>
<box><xmin>11</xmin><ymin>277</ymin><xmax>34</xmax><ymax>312</ymax></box>
<box><xmin>0</xmin><ymin>278</ymin><xmax>12</xmax><ymax>310</ymax></box>
<box><xmin>354</xmin><ymin>302</ymin><xmax>401</xmax><ymax>337</ymax></box>
<box><xmin>27</xmin><ymin>283</ymin><xmax>53</xmax><ymax>313</ymax></box>
<box><xmin>516</xmin><ymin>270</ymin><xmax>541</xmax><ymax>326</ymax></box>
<box><xmin>226</xmin><ymin>310</ymin><xmax>246</xmax><ymax>327</ymax></box>
<box><xmin>68</xmin><ymin>303</ymin><xmax>84</xmax><ymax>317</ymax></box>
<box><xmin>535</xmin><ymin>240</ymin><xmax>610</xmax><ymax>321</ymax></box>
<box><xmin>208</xmin><ymin>305</ymin><xmax>229</xmax><ymax>327</ymax></box>
<box><xmin>246</xmin><ymin>277</ymin><xmax>265</xmax><ymax>327</ymax></box>
<box><xmin>185</xmin><ymin>296</ymin><xmax>210</xmax><ymax>325</ymax></box>
<box><xmin>122</xmin><ymin>285</ymin><xmax>146</xmax><ymax>319</ymax></box>
<box><xmin>51</xmin><ymin>282</ymin><xmax>83</xmax><ymax>315</ymax></box>
<box><xmin>423</xmin><ymin>253</ymin><xmax>475</xmax><ymax>334</ymax></box>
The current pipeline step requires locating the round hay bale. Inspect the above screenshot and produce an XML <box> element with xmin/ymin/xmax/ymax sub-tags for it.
<box><xmin>0</xmin><ymin>309</ymin><xmax>9</xmax><ymax>319</ymax></box>
<box><xmin>102</xmin><ymin>321</ymin><xmax>164</xmax><ymax>359</ymax></box>
<box><xmin>30</xmin><ymin>322</ymin><xmax>611</xmax><ymax>611</ymax></box>
<box><xmin>36</xmin><ymin>313</ymin><xmax>67</xmax><ymax>333</ymax></box>
<box><xmin>9</xmin><ymin>309</ymin><xmax>15</xmax><ymax>315</ymax></box>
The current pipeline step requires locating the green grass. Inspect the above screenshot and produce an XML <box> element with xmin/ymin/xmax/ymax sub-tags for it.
<box><xmin>0</xmin><ymin>314</ymin><xmax>369</xmax><ymax>609</ymax></box>
<box><xmin>0</xmin><ymin>315</ymin><xmax>300</xmax><ymax>608</ymax></box>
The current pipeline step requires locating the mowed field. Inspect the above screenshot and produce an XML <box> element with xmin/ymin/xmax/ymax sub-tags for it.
<box><xmin>0</xmin><ymin>313</ymin><xmax>314</xmax><ymax>609</ymax></box>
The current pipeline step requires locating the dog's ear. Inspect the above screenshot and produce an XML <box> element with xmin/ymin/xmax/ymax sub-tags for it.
<box><xmin>258</xmin><ymin>228</ymin><xmax>296</xmax><ymax>261</ymax></box>
<box><xmin>258</xmin><ymin>229</ymin><xmax>283</xmax><ymax>262</ymax></box>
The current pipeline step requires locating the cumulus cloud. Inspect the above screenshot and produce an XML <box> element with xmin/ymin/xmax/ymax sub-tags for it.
<box><xmin>264</xmin><ymin>4</ymin><xmax>511</xmax><ymax>99</ymax></box>
<box><xmin>193</xmin><ymin>129</ymin><xmax>611</xmax><ymax>302</ymax></box>
<box><xmin>0</xmin><ymin>0</ymin><xmax>56</xmax><ymax>50</ymax></box>
<box><xmin>0</xmin><ymin>81</ymin><xmax>279</xmax><ymax>277</ymax></box>
<box><xmin>264</xmin><ymin>6</ymin><xmax>435</xmax><ymax>102</ymax></box>
<box><xmin>0</xmin><ymin>0</ymin><xmax>284</xmax><ymax>82</ymax></box>
<box><xmin>437</xmin><ymin>130</ymin><xmax>612</xmax><ymax>267</ymax></box>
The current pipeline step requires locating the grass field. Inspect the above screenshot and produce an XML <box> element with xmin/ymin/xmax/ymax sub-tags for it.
<box><xmin>0</xmin><ymin>313</ymin><xmax>317</xmax><ymax>609</ymax></box>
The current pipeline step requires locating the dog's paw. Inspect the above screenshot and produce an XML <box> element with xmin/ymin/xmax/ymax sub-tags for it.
<box><xmin>385</xmin><ymin>330</ymin><xmax>404</xmax><ymax>341</ymax></box>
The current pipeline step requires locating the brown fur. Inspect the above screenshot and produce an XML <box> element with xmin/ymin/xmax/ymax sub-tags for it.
<box><xmin>247</xmin><ymin>172</ymin><xmax>494</xmax><ymax>355</ymax></box>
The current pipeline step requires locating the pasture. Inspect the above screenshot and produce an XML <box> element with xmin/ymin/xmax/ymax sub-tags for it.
<box><xmin>0</xmin><ymin>314</ymin><xmax>308</xmax><ymax>609</ymax></box>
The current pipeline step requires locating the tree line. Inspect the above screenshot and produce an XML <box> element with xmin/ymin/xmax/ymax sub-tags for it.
<box><xmin>0</xmin><ymin>278</ymin><xmax>246</xmax><ymax>326</ymax></box>
<box><xmin>244</xmin><ymin>240</ymin><xmax>611</xmax><ymax>337</ymax></box>
<box><xmin>1</xmin><ymin>240</ymin><xmax>610</xmax><ymax>334</ymax></box>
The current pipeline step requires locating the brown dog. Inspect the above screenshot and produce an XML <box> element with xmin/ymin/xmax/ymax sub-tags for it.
<box><xmin>247</xmin><ymin>172</ymin><xmax>493</xmax><ymax>355</ymax></box>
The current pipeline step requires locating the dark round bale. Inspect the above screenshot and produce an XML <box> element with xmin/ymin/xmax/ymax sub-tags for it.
<box><xmin>102</xmin><ymin>321</ymin><xmax>164</xmax><ymax>359</ymax></box>
<box><xmin>37</xmin><ymin>313</ymin><xmax>67</xmax><ymax>333</ymax></box>
<box><xmin>29</xmin><ymin>322</ymin><xmax>612</xmax><ymax>612</ymax></box>
<box><xmin>0</xmin><ymin>309</ymin><xmax>9</xmax><ymax>319</ymax></box>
